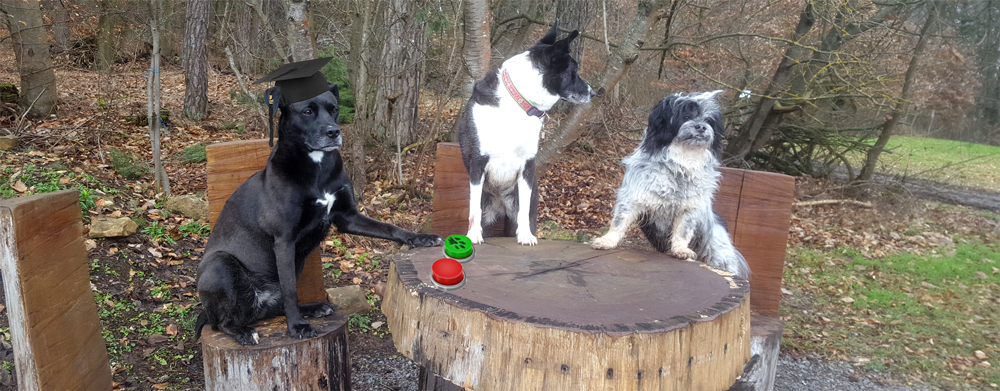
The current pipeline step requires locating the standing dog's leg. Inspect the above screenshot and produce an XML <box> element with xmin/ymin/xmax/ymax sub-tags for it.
<box><xmin>591</xmin><ymin>197</ymin><xmax>640</xmax><ymax>250</ymax></box>
<box><xmin>669</xmin><ymin>210</ymin><xmax>698</xmax><ymax>260</ymax></box>
<box><xmin>466</xmin><ymin>153</ymin><xmax>488</xmax><ymax>243</ymax></box>
<box><xmin>515</xmin><ymin>159</ymin><xmax>538</xmax><ymax>245</ymax></box>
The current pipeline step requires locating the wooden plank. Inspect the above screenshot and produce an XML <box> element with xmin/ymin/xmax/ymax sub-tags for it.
<box><xmin>431</xmin><ymin>143</ymin><xmax>469</xmax><ymax>238</ymax></box>
<box><xmin>206</xmin><ymin>140</ymin><xmax>326</xmax><ymax>304</ymax></box>
<box><xmin>0</xmin><ymin>190</ymin><xmax>111</xmax><ymax>391</ymax></box>
<box><xmin>731</xmin><ymin>171</ymin><xmax>795</xmax><ymax>317</ymax></box>
<box><xmin>716</xmin><ymin>168</ymin><xmax>746</xmax><ymax>239</ymax></box>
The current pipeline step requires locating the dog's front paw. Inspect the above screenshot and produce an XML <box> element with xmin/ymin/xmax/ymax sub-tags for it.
<box><xmin>231</xmin><ymin>328</ymin><xmax>260</xmax><ymax>346</ymax></box>
<box><xmin>671</xmin><ymin>246</ymin><xmax>697</xmax><ymax>260</ymax></box>
<box><xmin>407</xmin><ymin>233</ymin><xmax>443</xmax><ymax>247</ymax></box>
<box><xmin>467</xmin><ymin>228</ymin><xmax>484</xmax><ymax>244</ymax></box>
<box><xmin>300</xmin><ymin>302</ymin><xmax>335</xmax><ymax>318</ymax></box>
<box><xmin>591</xmin><ymin>234</ymin><xmax>619</xmax><ymax>250</ymax></box>
<box><xmin>289</xmin><ymin>322</ymin><xmax>318</xmax><ymax>339</ymax></box>
<box><xmin>517</xmin><ymin>231</ymin><xmax>538</xmax><ymax>246</ymax></box>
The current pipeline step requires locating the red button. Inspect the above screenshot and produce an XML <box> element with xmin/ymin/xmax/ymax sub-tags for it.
<box><xmin>432</xmin><ymin>258</ymin><xmax>464</xmax><ymax>286</ymax></box>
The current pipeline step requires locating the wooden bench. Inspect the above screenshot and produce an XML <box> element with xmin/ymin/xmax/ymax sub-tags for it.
<box><xmin>428</xmin><ymin>142</ymin><xmax>794</xmax><ymax>391</ymax></box>
<box><xmin>0</xmin><ymin>190</ymin><xmax>112</xmax><ymax>390</ymax></box>
<box><xmin>201</xmin><ymin>139</ymin><xmax>349</xmax><ymax>391</ymax></box>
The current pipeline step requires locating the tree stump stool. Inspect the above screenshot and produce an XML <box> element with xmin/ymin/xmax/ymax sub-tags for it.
<box><xmin>383</xmin><ymin>238</ymin><xmax>751</xmax><ymax>391</ymax></box>
<box><xmin>201</xmin><ymin>140</ymin><xmax>349</xmax><ymax>390</ymax></box>
<box><xmin>201</xmin><ymin>315</ymin><xmax>350</xmax><ymax>390</ymax></box>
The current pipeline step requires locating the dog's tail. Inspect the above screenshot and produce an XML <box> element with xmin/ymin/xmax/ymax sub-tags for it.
<box><xmin>704</xmin><ymin>218</ymin><xmax>751</xmax><ymax>280</ymax></box>
<box><xmin>193</xmin><ymin>311</ymin><xmax>209</xmax><ymax>343</ymax></box>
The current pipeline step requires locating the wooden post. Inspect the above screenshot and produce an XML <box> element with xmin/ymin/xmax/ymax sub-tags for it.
<box><xmin>202</xmin><ymin>139</ymin><xmax>349</xmax><ymax>390</ymax></box>
<box><xmin>384</xmin><ymin>239</ymin><xmax>751</xmax><ymax>391</ymax></box>
<box><xmin>0</xmin><ymin>190</ymin><xmax>112</xmax><ymax>390</ymax></box>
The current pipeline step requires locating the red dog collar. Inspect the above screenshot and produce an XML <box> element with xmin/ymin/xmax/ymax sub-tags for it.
<box><xmin>502</xmin><ymin>69</ymin><xmax>545</xmax><ymax>117</ymax></box>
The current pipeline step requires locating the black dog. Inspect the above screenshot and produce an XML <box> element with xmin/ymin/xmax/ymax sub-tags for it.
<box><xmin>194</xmin><ymin>83</ymin><xmax>442</xmax><ymax>345</ymax></box>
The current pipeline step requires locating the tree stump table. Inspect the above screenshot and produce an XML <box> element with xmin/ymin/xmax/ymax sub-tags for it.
<box><xmin>200</xmin><ymin>315</ymin><xmax>350</xmax><ymax>390</ymax></box>
<box><xmin>383</xmin><ymin>238</ymin><xmax>751</xmax><ymax>391</ymax></box>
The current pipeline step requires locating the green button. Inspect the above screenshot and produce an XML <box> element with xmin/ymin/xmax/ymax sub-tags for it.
<box><xmin>444</xmin><ymin>235</ymin><xmax>474</xmax><ymax>259</ymax></box>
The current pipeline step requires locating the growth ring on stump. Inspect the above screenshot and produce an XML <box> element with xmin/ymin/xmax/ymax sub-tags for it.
<box><xmin>383</xmin><ymin>238</ymin><xmax>750</xmax><ymax>391</ymax></box>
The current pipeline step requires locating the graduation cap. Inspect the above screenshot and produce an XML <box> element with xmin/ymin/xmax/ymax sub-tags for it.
<box><xmin>253</xmin><ymin>57</ymin><xmax>333</xmax><ymax>146</ymax></box>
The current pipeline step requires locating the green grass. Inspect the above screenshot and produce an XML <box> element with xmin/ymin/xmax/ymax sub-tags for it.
<box><xmin>782</xmin><ymin>242</ymin><xmax>1000</xmax><ymax>387</ymax></box>
<box><xmin>180</xmin><ymin>144</ymin><xmax>207</xmax><ymax>164</ymax></box>
<box><xmin>857</xmin><ymin>136</ymin><xmax>1000</xmax><ymax>192</ymax></box>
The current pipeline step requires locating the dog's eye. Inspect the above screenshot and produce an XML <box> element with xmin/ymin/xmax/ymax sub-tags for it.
<box><xmin>303</xmin><ymin>109</ymin><xmax>314</xmax><ymax>115</ymax></box>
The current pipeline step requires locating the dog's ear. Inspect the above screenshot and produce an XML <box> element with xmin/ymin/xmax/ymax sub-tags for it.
<box><xmin>539</xmin><ymin>20</ymin><xmax>559</xmax><ymax>45</ymax></box>
<box><xmin>554</xmin><ymin>30</ymin><xmax>579</xmax><ymax>52</ymax></box>
<box><xmin>328</xmin><ymin>82</ymin><xmax>341</xmax><ymax>104</ymax></box>
<box><xmin>640</xmin><ymin>95</ymin><xmax>680</xmax><ymax>154</ymax></box>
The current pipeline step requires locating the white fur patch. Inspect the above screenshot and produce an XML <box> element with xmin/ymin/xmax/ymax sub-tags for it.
<box><xmin>315</xmin><ymin>192</ymin><xmax>336</xmax><ymax>215</ymax></box>
<box><xmin>309</xmin><ymin>151</ymin><xmax>324</xmax><ymax>163</ymax></box>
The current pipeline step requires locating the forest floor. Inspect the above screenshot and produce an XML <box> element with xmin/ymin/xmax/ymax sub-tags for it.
<box><xmin>0</xmin><ymin>60</ymin><xmax>998</xmax><ymax>390</ymax></box>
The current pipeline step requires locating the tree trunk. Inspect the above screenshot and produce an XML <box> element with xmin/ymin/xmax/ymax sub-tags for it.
<box><xmin>2</xmin><ymin>0</ymin><xmax>59</xmax><ymax>116</ymax></box>
<box><xmin>96</xmin><ymin>0</ymin><xmax>117</xmax><ymax>72</ymax></box>
<box><xmin>287</xmin><ymin>0</ymin><xmax>314</xmax><ymax>62</ymax></box>
<box><xmin>248</xmin><ymin>0</ymin><xmax>289</xmax><ymax>64</ymax></box>
<box><xmin>149</xmin><ymin>0</ymin><xmax>170</xmax><ymax>196</ymax></box>
<box><xmin>461</xmin><ymin>0</ymin><xmax>491</xmax><ymax>98</ymax></box>
<box><xmin>742</xmin><ymin>2</ymin><xmax>906</xmax><ymax>160</ymax></box>
<box><xmin>232</xmin><ymin>2</ymin><xmax>255</xmax><ymax>73</ymax></box>
<box><xmin>535</xmin><ymin>0</ymin><xmax>671</xmax><ymax>175</ymax></box>
<box><xmin>345</xmin><ymin>0</ymin><xmax>384</xmax><ymax>201</ymax></box>
<box><xmin>723</xmin><ymin>2</ymin><xmax>816</xmax><ymax>164</ymax></box>
<box><xmin>859</xmin><ymin>4</ymin><xmax>937</xmax><ymax>181</ymax></box>
<box><xmin>48</xmin><ymin>0</ymin><xmax>72</xmax><ymax>52</ymax></box>
<box><xmin>382</xmin><ymin>0</ymin><xmax>427</xmax><ymax>151</ymax></box>
<box><xmin>182</xmin><ymin>0</ymin><xmax>210</xmax><ymax>120</ymax></box>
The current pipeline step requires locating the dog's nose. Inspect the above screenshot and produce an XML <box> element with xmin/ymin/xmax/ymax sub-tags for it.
<box><xmin>589</xmin><ymin>88</ymin><xmax>597</xmax><ymax>98</ymax></box>
<box><xmin>694</xmin><ymin>124</ymin><xmax>705</xmax><ymax>132</ymax></box>
<box><xmin>326</xmin><ymin>126</ymin><xmax>341</xmax><ymax>139</ymax></box>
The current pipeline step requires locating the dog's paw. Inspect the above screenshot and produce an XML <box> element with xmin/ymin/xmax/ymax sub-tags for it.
<box><xmin>232</xmin><ymin>328</ymin><xmax>260</xmax><ymax>346</ymax></box>
<box><xmin>517</xmin><ymin>232</ymin><xmax>538</xmax><ymax>246</ymax></box>
<box><xmin>300</xmin><ymin>302</ymin><xmax>335</xmax><ymax>318</ymax></box>
<box><xmin>591</xmin><ymin>235</ymin><xmax>618</xmax><ymax>250</ymax></box>
<box><xmin>407</xmin><ymin>233</ymin><xmax>443</xmax><ymax>247</ymax></box>
<box><xmin>289</xmin><ymin>322</ymin><xmax>318</xmax><ymax>339</ymax></box>
<box><xmin>467</xmin><ymin>229</ymin><xmax>484</xmax><ymax>244</ymax></box>
<box><xmin>671</xmin><ymin>247</ymin><xmax>697</xmax><ymax>260</ymax></box>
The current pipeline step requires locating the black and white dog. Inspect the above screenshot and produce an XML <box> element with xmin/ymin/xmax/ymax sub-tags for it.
<box><xmin>459</xmin><ymin>21</ymin><xmax>594</xmax><ymax>245</ymax></box>
<box><xmin>591</xmin><ymin>91</ymin><xmax>749</xmax><ymax>278</ymax></box>
<box><xmin>195</xmin><ymin>84</ymin><xmax>442</xmax><ymax>345</ymax></box>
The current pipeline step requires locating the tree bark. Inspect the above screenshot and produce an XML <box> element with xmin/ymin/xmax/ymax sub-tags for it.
<box><xmin>248</xmin><ymin>0</ymin><xmax>289</xmax><ymax>64</ymax></box>
<box><xmin>148</xmin><ymin>0</ymin><xmax>170</xmax><ymax>196</ymax></box>
<box><xmin>182</xmin><ymin>0</ymin><xmax>210</xmax><ymax>120</ymax></box>
<box><xmin>345</xmin><ymin>0</ymin><xmax>384</xmax><ymax>200</ymax></box>
<box><xmin>723</xmin><ymin>2</ymin><xmax>816</xmax><ymax>164</ymax></box>
<box><xmin>382</xmin><ymin>0</ymin><xmax>427</xmax><ymax>151</ymax></box>
<box><xmin>287</xmin><ymin>0</ymin><xmax>314</xmax><ymax>62</ymax></box>
<box><xmin>96</xmin><ymin>0</ymin><xmax>117</xmax><ymax>72</ymax></box>
<box><xmin>47</xmin><ymin>0</ymin><xmax>72</xmax><ymax>52</ymax></box>
<box><xmin>535</xmin><ymin>0</ymin><xmax>672</xmax><ymax>175</ymax></box>
<box><xmin>2</xmin><ymin>0</ymin><xmax>59</xmax><ymax>116</ymax></box>
<box><xmin>859</xmin><ymin>4</ymin><xmax>937</xmax><ymax>181</ymax></box>
<box><xmin>461</xmin><ymin>0</ymin><xmax>491</xmax><ymax>98</ymax></box>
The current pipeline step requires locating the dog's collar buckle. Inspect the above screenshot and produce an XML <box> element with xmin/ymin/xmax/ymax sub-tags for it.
<box><xmin>502</xmin><ymin>69</ymin><xmax>545</xmax><ymax>118</ymax></box>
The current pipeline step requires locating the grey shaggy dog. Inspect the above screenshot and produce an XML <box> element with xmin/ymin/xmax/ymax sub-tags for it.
<box><xmin>591</xmin><ymin>91</ymin><xmax>750</xmax><ymax>278</ymax></box>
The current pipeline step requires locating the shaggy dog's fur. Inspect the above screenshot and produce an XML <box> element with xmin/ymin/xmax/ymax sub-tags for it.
<box><xmin>591</xmin><ymin>91</ymin><xmax>749</xmax><ymax>278</ymax></box>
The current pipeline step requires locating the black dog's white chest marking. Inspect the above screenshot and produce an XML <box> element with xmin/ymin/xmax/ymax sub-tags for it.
<box><xmin>315</xmin><ymin>192</ymin><xmax>336</xmax><ymax>215</ymax></box>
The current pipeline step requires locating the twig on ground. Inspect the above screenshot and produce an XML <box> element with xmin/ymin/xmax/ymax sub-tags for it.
<box><xmin>793</xmin><ymin>199</ymin><xmax>874</xmax><ymax>208</ymax></box>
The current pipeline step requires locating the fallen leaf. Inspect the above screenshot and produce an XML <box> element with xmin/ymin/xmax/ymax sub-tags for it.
<box><xmin>352</xmin><ymin>277</ymin><xmax>363</xmax><ymax>284</ymax></box>
<box><xmin>841</xmin><ymin>297</ymin><xmax>855</xmax><ymax>304</ymax></box>
<box><xmin>148</xmin><ymin>248</ymin><xmax>162</xmax><ymax>258</ymax></box>
<box><xmin>976</xmin><ymin>350</ymin><xmax>988</xmax><ymax>360</ymax></box>
<box><xmin>152</xmin><ymin>383</ymin><xmax>168</xmax><ymax>390</ymax></box>
<box><xmin>165</xmin><ymin>324</ymin><xmax>179</xmax><ymax>336</ymax></box>
<box><xmin>371</xmin><ymin>321</ymin><xmax>384</xmax><ymax>329</ymax></box>
<box><xmin>976</xmin><ymin>271</ymin><xmax>989</xmax><ymax>279</ymax></box>
<box><xmin>11</xmin><ymin>180</ymin><xmax>26</xmax><ymax>193</ymax></box>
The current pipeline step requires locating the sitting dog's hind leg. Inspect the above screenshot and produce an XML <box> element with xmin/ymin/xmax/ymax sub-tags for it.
<box><xmin>299</xmin><ymin>302</ymin><xmax>335</xmax><ymax>318</ymax></box>
<box><xmin>197</xmin><ymin>253</ymin><xmax>269</xmax><ymax>345</ymax></box>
